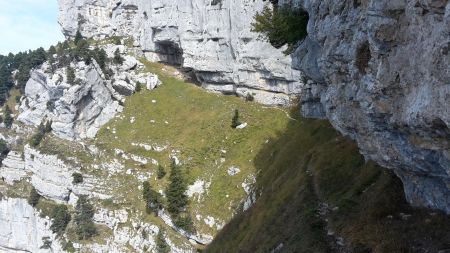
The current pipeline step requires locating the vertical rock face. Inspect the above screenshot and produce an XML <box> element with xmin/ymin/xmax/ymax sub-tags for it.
<box><xmin>57</xmin><ymin>0</ymin><xmax>303</xmax><ymax>105</ymax></box>
<box><xmin>0</xmin><ymin>198</ymin><xmax>64</xmax><ymax>253</ymax></box>
<box><xmin>289</xmin><ymin>0</ymin><xmax>450</xmax><ymax>213</ymax></box>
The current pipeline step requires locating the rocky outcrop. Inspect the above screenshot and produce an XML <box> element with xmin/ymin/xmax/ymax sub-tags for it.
<box><xmin>288</xmin><ymin>0</ymin><xmax>450</xmax><ymax>213</ymax></box>
<box><xmin>17</xmin><ymin>50</ymin><xmax>160</xmax><ymax>140</ymax></box>
<box><xmin>0</xmin><ymin>198</ymin><xmax>64</xmax><ymax>253</ymax></box>
<box><xmin>0</xmin><ymin>145</ymin><xmax>106</xmax><ymax>203</ymax></box>
<box><xmin>18</xmin><ymin>61</ymin><xmax>123</xmax><ymax>140</ymax></box>
<box><xmin>57</xmin><ymin>0</ymin><xmax>303</xmax><ymax>105</ymax></box>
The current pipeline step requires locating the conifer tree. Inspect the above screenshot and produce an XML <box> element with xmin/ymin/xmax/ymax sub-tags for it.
<box><xmin>166</xmin><ymin>159</ymin><xmax>188</xmax><ymax>216</ymax></box>
<box><xmin>231</xmin><ymin>109</ymin><xmax>241</xmax><ymax>128</ymax></box>
<box><xmin>74</xmin><ymin>30</ymin><xmax>83</xmax><ymax>45</ymax></box>
<box><xmin>3</xmin><ymin>105</ymin><xmax>13</xmax><ymax>128</ymax></box>
<box><xmin>157</xmin><ymin>164</ymin><xmax>166</xmax><ymax>179</ymax></box>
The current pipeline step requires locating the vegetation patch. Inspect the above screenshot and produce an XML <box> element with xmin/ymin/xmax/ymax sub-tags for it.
<box><xmin>252</xmin><ymin>5</ymin><xmax>309</xmax><ymax>54</ymax></box>
<box><xmin>206</xmin><ymin>108</ymin><xmax>450</xmax><ymax>252</ymax></box>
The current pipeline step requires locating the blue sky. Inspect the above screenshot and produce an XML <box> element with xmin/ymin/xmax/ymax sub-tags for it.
<box><xmin>0</xmin><ymin>0</ymin><xmax>65</xmax><ymax>55</ymax></box>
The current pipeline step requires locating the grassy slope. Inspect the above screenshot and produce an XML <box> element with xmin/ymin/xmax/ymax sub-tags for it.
<box><xmin>206</xmin><ymin>109</ymin><xmax>450</xmax><ymax>253</ymax></box>
<box><xmin>92</xmin><ymin>60</ymin><xmax>292</xmax><ymax>237</ymax></box>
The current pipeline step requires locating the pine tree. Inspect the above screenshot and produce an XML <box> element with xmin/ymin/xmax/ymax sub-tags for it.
<box><xmin>48</xmin><ymin>46</ymin><xmax>57</xmax><ymax>57</ymax></box>
<box><xmin>157</xmin><ymin>165</ymin><xmax>166</xmax><ymax>179</ymax></box>
<box><xmin>74</xmin><ymin>30</ymin><xmax>83</xmax><ymax>45</ymax></box>
<box><xmin>231</xmin><ymin>109</ymin><xmax>241</xmax><ymax>128</ymax></box>
<box><xmin>156</xmin><ymin>230</ymin><xmax>170</xmax><ymax>253</ymax></box>
<box><xmin>166</xmin><ymin>159</ymin><xmax>188</xmax><ymax>216</ymax></box>
<box><xmin>74</xmin><ymin>196</ymin><xmax>97</xmax><ymax>240</ymax></box>
<box><xmin>28</xmin><ymin>187</ymin><xmax>41</xmax><ymax>207</ymax></box>
<box><xmin>50</xmin><ymin>205</ymin><xmax>71</xmax><ymax>236</ymax></box>
<box><xmin>66</xmin><ymin>66</ymin><xmax>76</xmax><ymax>85</ymax></box>
<box><xmin>113</xmin><ymin>48</ymin><xmax>124</xmax><ymax>65</ymax></box>
<box><xmin>3</xmin><ymin>105</ymin><xmax>13</xmax><ymax>128</ymax></box>
<box><xmin>142</xmin><ymin>181</ymin><xmax>162</xmax><ymax>215</ymax></box>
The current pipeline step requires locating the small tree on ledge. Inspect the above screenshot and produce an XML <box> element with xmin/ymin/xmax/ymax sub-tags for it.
<box><xmin>231</xmin><ymin>109</ymin><xmax>241</xmax><ymax>128</ymax></box>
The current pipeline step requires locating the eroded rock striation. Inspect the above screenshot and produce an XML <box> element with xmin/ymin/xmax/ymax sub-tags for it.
<box><xmin>57</xmin><ymin>0</ymin><xmax>302</xmax><ymax>105</ymax></box>
<box><xmin>0</xmin><ymin>198</ymin><xmax>64</xmax><ymax>253</ymax></box>
<box><xmin>288</xmin><ymin>0</ymin><xmax>450</xmax><ymax>213</ymax></box>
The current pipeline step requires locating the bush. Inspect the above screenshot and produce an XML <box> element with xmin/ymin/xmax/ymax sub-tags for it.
<box><xmin>135</xmin><ymin>82</ymin><xmax>142</xmax><ymax>93</ymax></box>
<box><xmin>231</xmin><ymin>109</ymin><xmax>241</xmax><ymax>128</ymax></box>
<box><xmin>156</xmin><ymin>230</ymin><xmax>170</xmax><ymax>253</ymax></box>
<box><xmin>166</xmin><ymin>159</ymin><xmax>188</xmax><ymax>216</ymax></box>
<box><xmin>74</xmin><ymin>195</ymin><xmax>97</xmax><ymax>240</ymax></box>
<box><xmin>113</xmin><ymin>49</ymin><xmax>124</xmax><ymax>65</ymax></box>
<box><xmin>50</xmin><ymin>204</ymin><xmax>71</xmax><ymax>235</ymax></box>
<box><xmin>157</xmin><ymin>165</ymin><xmax>166</xmax><ymax>179</ymax></box>
<box><xmin>3</xmin><ymin>105</ymin><xmax>13</xmax><ymax>128</ymax></box>
<box><xmin>174</xmin><ymin>214</ymin><xmax>194</xmax><ymax>233</ymax></box>
<box><xmin>66</xmin><ymin>66</ymin><xmax>76</xmax><ymax>85</ymax></box>
<box><xmin>28</xmin><ymin>187</ymin><xmax>41</xmax><ymax>207</ymax></box>
<box><xmin>112</xmin><ymin>36</ymin><xmax>122</xmax><ymax>45</ymax></box>
<box><xmin>72</xmin><ymin>172</ymin><xmax>83</xmax><ymax>184</ymax></box>
<box><xmin>252</xmin><ymin>6</ymin><xmax>309</xmax><ymax>54</ymax></box>
<box><xmin>74</xmin><ymin>30</ymin><xmax>83</xmax><ymax>45</ymax></box>
<box><xmin>245</xmin><ymin>93</ymin><xmax>255</xmax><ymax>102</ymax></box>
<box><xmin>30</xmin><ymin>121</ymin><xmax>52</xmax><ymax>147</ymax></box>
<box><xmin>40</xmin><ymin>237</ymin><xmax>52</xmax><ymax>249</ymax></box>
<box><xmin>142</xmin><ymin>181</ymin><xmax>162</xmax><ymax>215</ymax></box>
<box><xmin>0</xmin><ymin>139</ymin><xmax>9</xmax><ymax>157</ymax></box>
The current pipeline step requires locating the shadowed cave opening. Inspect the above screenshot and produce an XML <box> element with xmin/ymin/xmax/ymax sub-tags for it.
<box><xmin>155</xmin><ymin>41</ymin><xmax>184</xmax><ymax>66</ymax></box>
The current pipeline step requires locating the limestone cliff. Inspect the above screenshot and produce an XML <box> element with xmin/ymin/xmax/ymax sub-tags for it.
<box><xmin>57</xmin><ymin>0</ymin><xmax>302</xmax><ymax>105</ymax></box>
<box><xmin>0</xmin><ymin>198</ymin><xmax>64</xmax><ymax>253</ymax></box>
<box><xmin>288</xmin><ymin>0</ymin><xmax>450</xmax><ymax>213</ymax></box>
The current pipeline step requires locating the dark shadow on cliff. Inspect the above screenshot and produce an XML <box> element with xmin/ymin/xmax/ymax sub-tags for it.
<box><xmin>205</xmin><ymin>105</ymin><xmax>450</xmax><ymax>253</ymax></box>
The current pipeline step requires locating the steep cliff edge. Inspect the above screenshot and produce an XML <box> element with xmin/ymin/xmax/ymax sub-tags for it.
<box><xmin>289</xmin><ymin>0</ymin><xmax>450</xmax><ymax>213</ymax></box>
<box><xmin>58</xmin><ymin>0</ymin><xmax>302</xmax><ymax>105</ymax></box>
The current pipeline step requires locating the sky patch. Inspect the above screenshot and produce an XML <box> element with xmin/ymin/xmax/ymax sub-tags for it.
<box><xmin>0</xmin><ymin>0</ymin><xmax>65</xmax><ymax>55</ymax></box>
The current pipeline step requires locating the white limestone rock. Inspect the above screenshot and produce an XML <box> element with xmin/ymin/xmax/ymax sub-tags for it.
<box><xmin>287</xmin><ymin>0</ymin><xmax>450</xmax><ymax>213</ymax></box>
<box><xmin>18</xmin><ymin>61</ymin><xmax>122</xmax><ymax>140</ymax></box>
<box><xmin>57</xmin><ymin>0</ymin><xmax>303</xmax><ymax>105</ymax></box>
<box><xmin>0</xmin><ymin>151</ymin><xmax>26</xmax><ymax>184</ymax></box>
<box><xmin>0</xmin><ymin>198</ymin><xmax>64</xmax><ymax>253</ymax></box>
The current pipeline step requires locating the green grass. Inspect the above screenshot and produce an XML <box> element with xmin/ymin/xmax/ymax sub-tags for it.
<box><xmin>91</xmin><ymin>59</ymin><xmax>293</xmax><ymax>238</ymax></box>
<box><xmin>206</xmin><ymin>109</ymin><xmax>450</xmax><ymax>253</ymax></box>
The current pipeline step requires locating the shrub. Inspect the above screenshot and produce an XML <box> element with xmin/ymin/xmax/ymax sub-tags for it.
<box><xmin>174</xmin><ymin>214</ymin><xmax>194</xmax><ymax>233</ymax></box>
<box><xmin>231</xmin><ymin>109</ymin><xmax>241</xmax><ymax>128</ymax></box>
<box><xmin>46</xmin><ymin>101</ymin><xmax>55</xmax><ymax>112</ymax></box>
<box><xmin>3</xmin><ymin>105</ymin><xmax>13</xmax><ymax>128</ymax></box>
<box><xmin>157</xmin><ymin>165</ymin><xmax>166</xmax><ymax>179</ymax></box>
<box><xmin>72</xmin><ymin>172</ymin><xmax>83</xmax><ymax>184</ymax></box>
<box><xmin>113</xmin><ymin>49</ymin><xmax>124</xmax><ymax>65</ymax></box>
<box><xmin>156</xmin><ymin>230</ymin><xmax>170</xmax><ymax>253</ymax></box>
<box><xmin>50</xmin><ymin>204</ymin><xmax>71</xmax><ymax>235</ymax></box>
<box><xmin>74</xmin><ymin>195</ymin><xmax>97</xmax><ymax>240</ymax></box>
<box><xmin>166</xmin><ymin>159</ymin><xmax>188</xmax><ymax>216</ymax></box>
<box><xmin>66</xmin><ymin>66</ymin><xmax>76</xmax><ymax>85</ymax></box>
<box><xmin>112</xmin><ymin>36</ymin><xmax>122</xmax><ymax>45</ymax></box>
<box><xmin>74</xmin><ymin>30</ymin><xmax>83</xmax><ymax>45</ymax></box>
<box><xmin>30</xmin><ymin>121</ymin><xmax>51</xmax><ymax>147</ymax></box>
<box><xmin>142</xmin><ymin>181</ymin><xmax>162</xmax><ymax>215</ymax></box>
<box><xmin>40</xmin><ymin>237</ymin><xmax>52</xmax><ymax>249</ymax></box>
<box><xmin>28</xmin><ymin>187</ymin><xmax>41</xmax><ymax>207</ymax></box>
<box><xmin>0</xmin><ymin>139</ymin><xmax>9</xmax><ymax>157</ymax></box>
<box><xmin>135</xmin><ymin>82</ymin><xmax>142</xmax><ymax>92</ymax></box>
<box><xmin>252</xmin><ymin>6</ymin><xmax>309</xmax><ymax>54</ymax></box>
<box><xmin>245</xmin><ymin>93</ymin><xmax>255</xmax><ymax>102</ymax></box>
